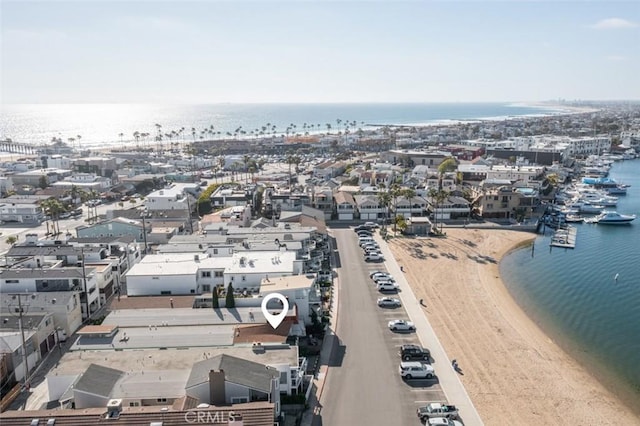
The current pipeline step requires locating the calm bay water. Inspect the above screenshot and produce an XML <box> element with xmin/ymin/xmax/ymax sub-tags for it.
<box><xmin>0</xmin><ymin>103</ymin><xmax>565</xmax><ymax>148</ymax></box>
<box><xmin>501</xmin><ymin>159</ymin><xmax>640</xmax><ymax>407</ymax></box>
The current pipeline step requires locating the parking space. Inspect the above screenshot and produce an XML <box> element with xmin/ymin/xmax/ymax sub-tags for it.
<box><xmin>359</xmin><ymin>239</ymin><xmax>448</xmax><ymax>423</ymax></box>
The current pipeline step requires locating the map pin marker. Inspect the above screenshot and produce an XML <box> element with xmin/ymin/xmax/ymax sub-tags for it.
<box><xmin>261</xmin><ymin>293</ymin><xmax>289</xmax><ymax>329</ymax></box>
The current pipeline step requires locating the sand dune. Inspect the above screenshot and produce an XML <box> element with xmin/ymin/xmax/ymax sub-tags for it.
<box><xmin>389</xmin><ymin>228</ymin><xmax>638</xmax><ymax>425</ymax></box>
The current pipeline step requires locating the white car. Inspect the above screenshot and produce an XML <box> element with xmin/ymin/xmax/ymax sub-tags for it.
<box><xmin>388</xmin><ymin>320</ymin><xmax>416</xmax><ymax>332</ymax></box>
<box><xmin>399</xmin><ymin>361</ymin><xmax>435</xmax><ymax>380</ymax></box>
<box><xmin>373</xmin><ymin>275</ymin><xmax>395</xmax><ymax>283</ymax></box>
<box><xmin>426</xmin><ymin>418</ymin><xmax>464</xmax><ymax>426</ymax></box>
<box><xmin>369</xmin><ymin>270</ymin><xmax>387</xmax><ymax>278</ymax></box>
<box><xmin>364</xmin><ymin>221</ymin><xmax>380</xmax><ymax>229</ymax></box>
<box><xmin>365</xmin><ymin>253</ymin><xmax>384</xmax><ymax>262</ymax></box>
<box><xmin>364</xmin><ymin>247</ymin><xmax>381</xmax><ymax>255</ymax></box>
<box><xmin>377</xmin><ymin>282</ymin><xmax>399</xmax><ymax>292</ymax></box>
<box><xmin>377</xmin><ymin>297</ymin><xmax>401</xmax><ymax>308</ymax></box>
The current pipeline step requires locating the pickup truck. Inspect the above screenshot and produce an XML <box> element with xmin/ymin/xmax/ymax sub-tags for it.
<box><xmin>417</xmin><ymin>402</ymin><xmax>459</xmax><ymax>421</ymax></box>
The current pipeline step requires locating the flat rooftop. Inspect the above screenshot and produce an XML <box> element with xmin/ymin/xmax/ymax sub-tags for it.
<box><xmin>260</xmin><ymin>274</ymin><xmax>315</xmax><ymax>292</ymax></box>
<box><xmin>49</xmin><ymin>345</ymin><xmax>299</xmax><ymax>376</ymax></box>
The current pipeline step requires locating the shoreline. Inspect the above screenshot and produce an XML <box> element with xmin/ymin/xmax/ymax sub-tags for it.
<box><xmin>389</xmin><ymin>229</ymin><xmax>639</xmax><ymax>425</ymax></box>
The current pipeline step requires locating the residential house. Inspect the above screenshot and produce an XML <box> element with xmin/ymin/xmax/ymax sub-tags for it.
<box><xmin>0</xmin><ymin>196</ymin><xmax>46</xmax><ymax>225</ymax></box>
<box><xmin>393</xmin><ymin>195</ymin><xmax>428</xmax><ymax>218</ymax></box>
<box><xmin>354</xmin><ymin>194</ymin><xmax>386</xmax><ymax>221</ymax></box>
<box><xmin>334</xmin><ymin>191</ymin><xmax>356</xmax><ymax>220</ymax></box>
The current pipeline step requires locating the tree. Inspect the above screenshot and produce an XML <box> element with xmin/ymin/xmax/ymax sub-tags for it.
<box><xmin>38</xmin><ymin>175</ymin><xmax>48</xmax><ymax>190</ymax></box>
<box><xmin>377</xmin><ymin>189</ymin><xmax>391</xmax><ymax>229</ymax></box>
<box><xmin>389</xmin><ymin>184</ymin><xmax>402</xmax><ymax>234</ymax></box>
<box><xmin>5</xmin><ymin>236</ymin><xmax>17</xmax><ymax>246</ymax></box>
<box><xmin>212</xmin><ymin>286</ymin><xmax>220</xmax><ymax>309</ymax></box>
<box><xmin>402</xmin><ymin>188</ymin><xmax>416</xmax><ymax>218</ymax></box>
<box><xmin>437</xmin><ymin>157</ymin><xmax>458</xmax><ymax>190</ymax></box>
<box><xmin>225</xmin><ymin>283</ymin><xmax>236</xmax><ymax>308</ymax></box>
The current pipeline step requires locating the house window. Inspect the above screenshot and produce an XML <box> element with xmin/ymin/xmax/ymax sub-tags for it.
<box><xmin>152</xmin><ymin>277</ymin><xmax>159</xmax><ymax>280</ymax></box>
<box><xmin>231</xmin><ymin>397</ymin><xmax>248</xmax><ymax>404</ymax></box>
<box><xmin>5</xmin><ymin>280</ymin><xmax>19</xmax><ymax>284</ymax></box>
<box><xmin>214</xmin><ymin>271</ymin><xmax>223</xmax><ymax>278</ymax></box>
<box><xmin>213</xmin><ymin>249</ymin><xmax>218</xmax><ymax>254</ymax></box>
<box><xmin>129</xmin><ymin>402</ymin><xmax>140</xmax><ymax>407</ymax></box>
<box><xmin>202</xmin><ymin>285</ymin><xmax>211</xmax><ymax>292</ymax></box>
<box><xmin>156</xmin><ymin>398</ymin><xmax>167</xmax><ymax>403</ymax></box>
<box><xmin>280</xmin><ymin>371</ymin><xmax>288</xmax><ymax>384</ymax></box>
<box><xmin>201</xmin><ymin>271</ymin><xmax>211</xmax><ymax>278</ymax></box>
<box><xmin>241</xmin><ymin>275</ymin><xmax>246</xmax><ymax>282</ymax></box>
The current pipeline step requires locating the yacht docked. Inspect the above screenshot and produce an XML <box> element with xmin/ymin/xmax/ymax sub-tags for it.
<box><xmin>586</xmin><ymin>211</ymin><xmax>636</xmax><ymax>225</ymax></box>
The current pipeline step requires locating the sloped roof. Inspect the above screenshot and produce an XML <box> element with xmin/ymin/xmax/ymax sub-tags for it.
<box><xmin>187</xmin><ymin>354</ymin><xmax>279</xmax><ymax>392</ymax></box>
<box><xmin>74</xmin><ymin>363</ymin><xmax>124</xmax><ymax>398</ymax></box>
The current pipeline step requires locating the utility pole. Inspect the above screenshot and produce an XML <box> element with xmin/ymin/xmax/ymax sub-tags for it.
<box><xmin>79</xmin><ymin>247</ymin><xmax>90</xmax><ymax>321</ymax></box>
<box><xmin>6</xmin><ymin>293</ymin><xmax>36</xmax><ymax>389</ymax></box>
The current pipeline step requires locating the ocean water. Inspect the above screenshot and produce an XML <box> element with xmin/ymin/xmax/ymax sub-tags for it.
<box><xmin>501</xmin><ymin>159</ymin><xmax>640</xmax><ymax>408</ymax></box>
<box><xmin>0</xmin><ymin>102</ymin><xmax>566</xmax><ymax>148</ymax></box>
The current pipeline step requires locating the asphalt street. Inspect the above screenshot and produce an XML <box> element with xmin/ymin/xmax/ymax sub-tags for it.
<box><xmin>319</xmin><ymin>228</ymin><xmax>446</xmax><ymax>426</ymax></box>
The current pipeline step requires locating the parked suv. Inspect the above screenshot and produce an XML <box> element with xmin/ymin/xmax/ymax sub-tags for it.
<box><xmin>400</xmin><ymin>344</ymin><xmax>430</xmax><ymax>361</ymax></box>
<box><xmin>399</xmin><ymin>361</ymin><xmax>435</xmax><ymax>380</ymax></box>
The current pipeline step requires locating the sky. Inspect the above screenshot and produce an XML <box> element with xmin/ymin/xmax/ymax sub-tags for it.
<box><xmin>1</xmin><ymin>0</ymin><xmax>638</xmax><ymax>103</ymax></box>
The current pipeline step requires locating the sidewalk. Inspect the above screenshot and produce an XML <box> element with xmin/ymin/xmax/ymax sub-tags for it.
<box><xmin>300</xmin><ymin>233</ymin><xmax>341</xmax><ymax>426</ymax></box>
<box><xmin>375</xmin><ymin>233</ymin><xmax>485</xmax><ymax>426</ymax></box>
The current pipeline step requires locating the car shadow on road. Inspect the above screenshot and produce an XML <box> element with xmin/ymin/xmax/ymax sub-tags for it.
<box><xmin>404</xmin><ymin>376</ymin><xmax>440</xmax><ymax>388</ymax></box>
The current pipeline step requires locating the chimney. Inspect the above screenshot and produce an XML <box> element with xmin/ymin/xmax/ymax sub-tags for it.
<box><xmin>209</xmin><ymin>370</ymin><xmax>226</xmax><ymax>405</ymax></box>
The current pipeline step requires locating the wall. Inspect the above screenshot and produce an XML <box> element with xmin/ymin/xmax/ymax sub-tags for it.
<box><xmin>47</xmin><ymin>374</ymin><xmax>78</xmax><ymax>401</ymax></box>
<box><xmin>126</xmin><ymin>274</ymin><xmax>198</xmax><ymax>296</ymax></box>
<box><xmin>74</xmin><ymin>389</ymin><xmax>110</xmax><ymax>409</ymax></box>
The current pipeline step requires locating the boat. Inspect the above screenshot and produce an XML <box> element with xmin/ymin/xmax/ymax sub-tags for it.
<box><xmin>565</xmin><ymin>214</ymin><xmax>584</xmax><ymax>223</ymax></box>
<box><xmin>589</xmin><ymin>211</ymin><xmax>636</xmax><ymax>225</ymax></box>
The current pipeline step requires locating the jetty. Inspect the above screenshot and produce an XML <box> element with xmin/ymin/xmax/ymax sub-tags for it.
<box><xmin>550</xmin><ymin>226</ymin><xmax>577</xmax><ymax>249</ymax></box>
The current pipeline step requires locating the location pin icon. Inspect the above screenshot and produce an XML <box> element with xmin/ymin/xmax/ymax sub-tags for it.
<box><xmin>261</xmin><ymin>293</ymin><xmax>289</xmax><ymax>329</ymax></box>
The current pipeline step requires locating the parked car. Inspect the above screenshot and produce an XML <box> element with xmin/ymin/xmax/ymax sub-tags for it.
<box><xmin>369</xmin><ymin>270</ymin><xmax>388</xmax><ymax>278</ymax></box>
<box><xmin>417</xmin><ymin>403</ymin><xmax>459</xmax><ymax>421</ymax></box>
<box><xmin>388</xmin><ymin>320</ymin><xmax>415</xmax><ymax>332</ymax></box>
<box><xmin>354</xmin><ymin>225</ymin><xmax>369</xmax><ymax>232</ymax></box>
<box><xmin>373</xmin><ymin>274</ymin><xmax>394</xmax><ymax>283</ymax></box>
<box><xmin>364</xmin><ymin>221</ymin><xmax>380</xmax><ymax>229</ymax></box>
<box><xmin>400</xmin><ymin>344</ymin><xmax>430</xmax><ymax>361</ymax></box>
<box><xmin>425</xmin><ymin>417</ymin><xmax>463</xmax><ymax>426</ymax></box>
<box><xmin>377</xmin><ymin>297</ymin><xmax>401</xmax><ymax>308</ymax></box>
<box><xmin>365</xmin><ymin>253</ymin><xmax>384</xmax><ymax>262</ymax></box>
<box><xmin>358</xmin><ymin>238</ymin><xmax>375</xmax><ymax>247</ymax></box>
<box><xmin>364</xmin><ymin>247</ymin><xmax>381</xmax><ymax>255</ymax></box>
<box><xmin>399</xmin><ymin>361</ymin><xmax>435</xmax><ymax>380</ymax></box>
<box><xmin>377</xmin><ymin>282</ymin><xmax>399</xmax><ymax>292</ymax></box>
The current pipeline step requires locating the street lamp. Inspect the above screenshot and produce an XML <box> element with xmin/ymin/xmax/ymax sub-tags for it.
<box><xmin>5</xmin><ymin>293</ymin><xmax>37</xmax><ymax>389</ymax></box>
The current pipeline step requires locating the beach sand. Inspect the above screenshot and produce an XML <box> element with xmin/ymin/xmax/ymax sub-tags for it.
<box><xmin>389</xmin><ymin>228</ymin><xmax>639</xmax><ymax>425</ymax></box>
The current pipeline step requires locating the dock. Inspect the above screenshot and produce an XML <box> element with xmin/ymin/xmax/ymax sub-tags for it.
<box><xmin>550</xmin><ymin>226</ymin><xmax>577</xmax><ymax>249</ymax></box>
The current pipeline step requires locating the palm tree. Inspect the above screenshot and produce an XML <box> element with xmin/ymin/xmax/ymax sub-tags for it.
<box><xmin>243</xmin><ymin>155</ymin><xmax>250</xmax><ymax>182</ymax></box>
<box><xmin>389</xmin><ymin>184</ymin><xmax>402</xmax><ymax>234</ymax></box>
<box><xmin>377</xmin><ymin>190</ymin><xmax>392</xmax><ymax>232</ymax></box>
<box><xmin>402</xmin><ymin>188</ymin><xmax>416</xmax><ymax>218</ymax></box>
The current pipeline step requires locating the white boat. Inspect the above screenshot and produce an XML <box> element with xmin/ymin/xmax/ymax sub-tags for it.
<box><xmin>565</xmin><ymin>214</ymin><xmax>584</xmax><ymax>223</ymax></box>
<box><xmin>579</xmin><ymin>202</ymin><xmax>605</xmax><ymax>214</ymax></box>
<box><xmin>590</xmin><ymin>211</ymin><xmax>636</xmax><ymax>225</ymax></box>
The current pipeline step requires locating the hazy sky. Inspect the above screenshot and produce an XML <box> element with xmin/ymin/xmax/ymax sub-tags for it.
<box><xmin>1</xmin><ymin>1</ymin><xmax>638</xmax><ymax>103</ymax></box>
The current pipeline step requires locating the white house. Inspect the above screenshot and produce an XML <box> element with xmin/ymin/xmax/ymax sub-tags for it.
<box><xmin>354</xmin><ymin>194</ymin><xmax>386</xmax><ymax>220</ymax></box>
<box><xmin>144</xmin><ymin>184</ymin><xmax>195</xmax><ymax>211</ymax></box>
<box><xmin>124</xmin><ymin>253</ymin><xmax>199</xmax><ymax>296</ymax></box>
<box><xmin>223</xmin><ymin>251</ymin><xmax>301</xmax><ymax>291</ymax></box>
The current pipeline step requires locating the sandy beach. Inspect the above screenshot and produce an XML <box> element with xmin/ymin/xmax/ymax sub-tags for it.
<box><xmin>389</xmin><ymin>228</ymin><xmax>639</xmax><ymax>425</ymax></box>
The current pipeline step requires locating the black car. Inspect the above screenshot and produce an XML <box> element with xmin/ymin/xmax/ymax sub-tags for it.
<box><xmin>399</xmin><ymin>344</ymin><xmax>430</xmax><ymax>361</ymax></box>
<box><xmin>354</xmin><ymin>225</ymin><xmax>370</xmax><ymax>232</ymax></box>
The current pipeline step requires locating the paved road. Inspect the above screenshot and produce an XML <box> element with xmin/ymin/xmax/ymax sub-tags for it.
<box><xmin>320</xmin><ymin>229</ymin><xmax>445</xmax><ymax>425</ymax></box>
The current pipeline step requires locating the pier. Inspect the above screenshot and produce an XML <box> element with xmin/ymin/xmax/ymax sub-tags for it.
<box><xmin>0</xmin><ymin>140</ymin><xmax>39</xmax><ymax>155</ymax></box>
<box><xmin>550</xmin><ymin>226</ymin><xmax>577</xmax><ymax>249</ymax></box>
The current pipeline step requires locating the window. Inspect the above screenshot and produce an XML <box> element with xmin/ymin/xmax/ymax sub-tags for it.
<box><xmin>5</xmin><ymin>280</ymin><xmax>19</xmax><ymax>284</ymax></box>
<box><xmin>280</xmin><ymin>371</ymin><xmax>288</xmax><ymax>384</ymax></box>
<box><xmin>231</xmin><ymin>397</ymin><xmax>248</xmax><ymax>404</ymax></box>
<box><xmin>156</xmin><ymin>398</ymin><xmax>167</xmax><ymax>403</ymax></box>
<box><xmin>202</xmin><ymin>285</ymin><xmax>211</xmax><ymax>292</ymax></box>
<box><xmin>129</xmin><ymin>402</ymin><xmax>140</xmax><ymax>407</ymax></box>
<box><xmin>214</xmin><ymin>271</ymin><xmax>223</xmax><ymax>278</ymax></box>
<box><xmin>213</xmin><ymin>249</ymin><xmax>218</xmax><ymax>255</ymax></box>
<box><xmin>152</xmin><ymin>277</ymin><xmax>159</xmax><ymax>280</ymax></box>
<box><xmin>201</xmin><ymin>271</ymin><xmax>211</xmax><ymax>278</ymax></box>
<box><xmin>241</xmin><ymin>275</ymin><xmax>246</xmax><ymax>282</ymax></box>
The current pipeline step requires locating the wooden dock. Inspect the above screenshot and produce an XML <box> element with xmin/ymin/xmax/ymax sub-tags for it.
<box><xmin>550</xmin><ymin>226</ymin><xmax>577</xmax><ymax>249</ymax></box>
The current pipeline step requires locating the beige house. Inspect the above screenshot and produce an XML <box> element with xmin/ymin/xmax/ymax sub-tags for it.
<box><xmin>334</xmin><ymin>191</ymin><xmax>356</xmax><ymax>220</ymax></box>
